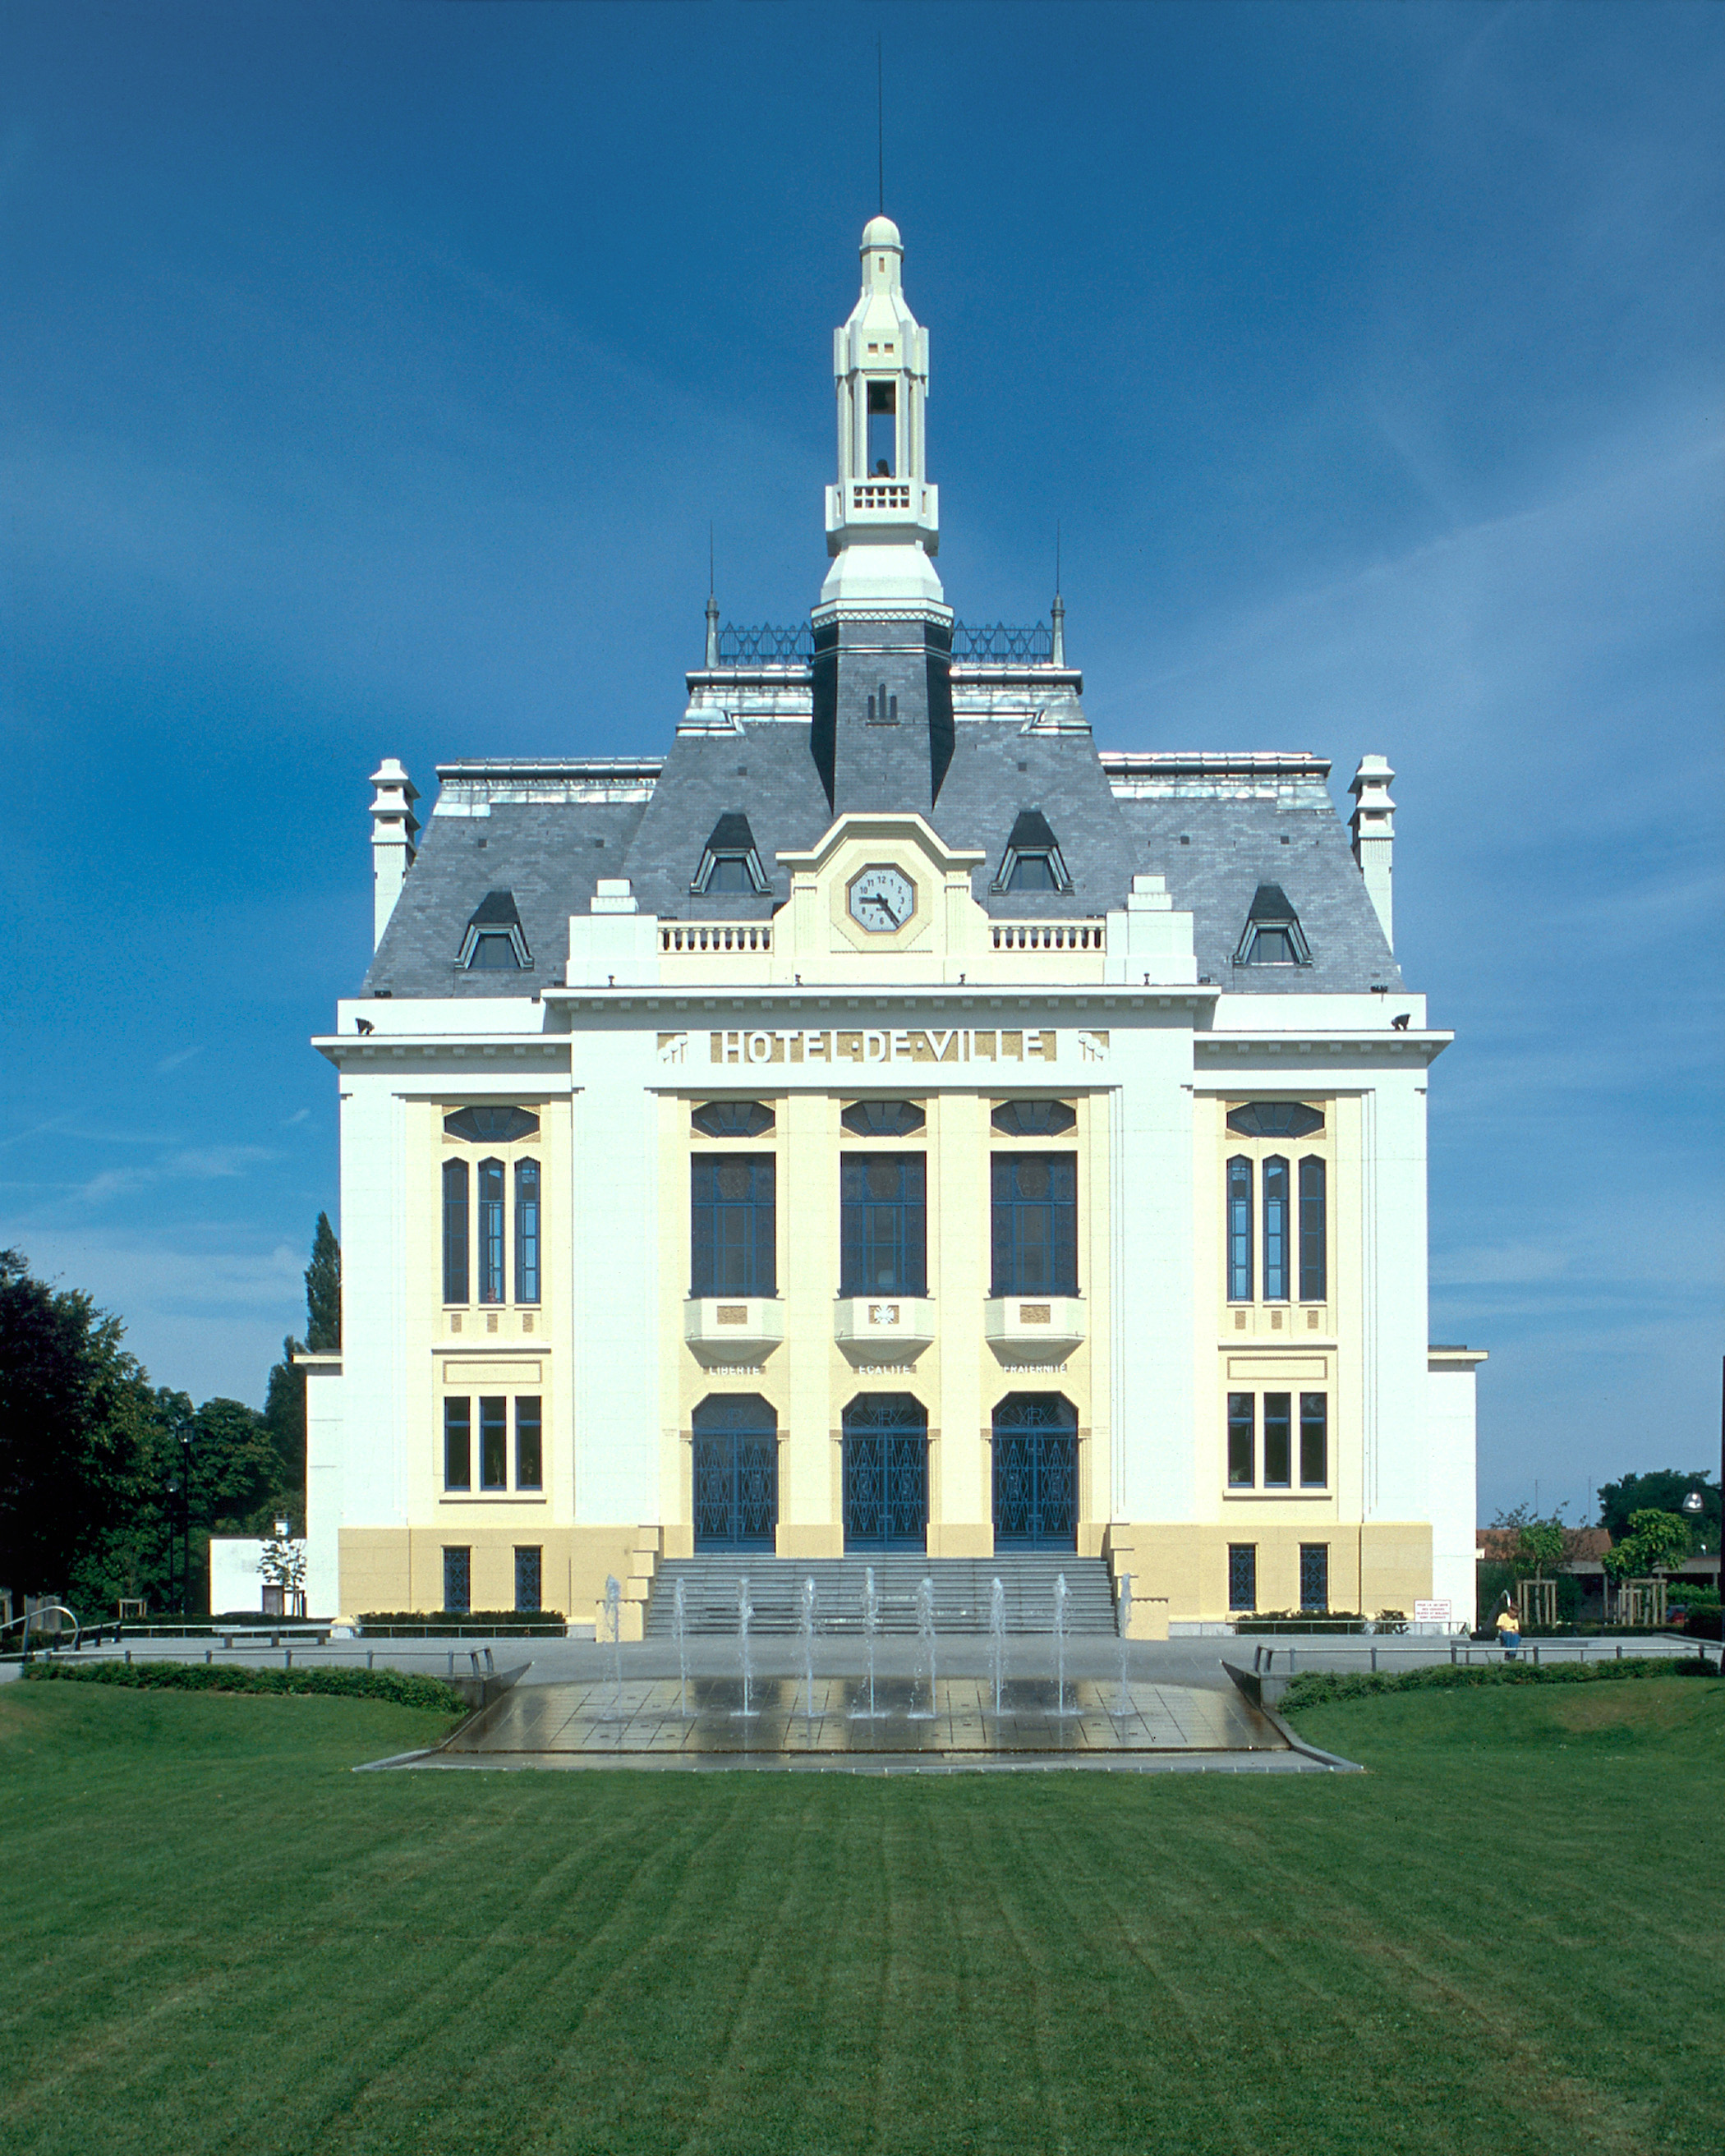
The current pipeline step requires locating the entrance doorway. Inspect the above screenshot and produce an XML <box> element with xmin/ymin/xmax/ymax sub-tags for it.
<box><xmin>991</xmin><ymin>1394</ymin><xmax>1078</xmax><ymax>1550</ymax></box>
<box><xmin>843</xmin><ymin>1394</ymin><xmax>928</xmax><ymax>1551</ymax></box>
<box><xmin>692</xmin><ymin>1394</ymin><xmax>778</xmax><ymax>1550</ymax></box>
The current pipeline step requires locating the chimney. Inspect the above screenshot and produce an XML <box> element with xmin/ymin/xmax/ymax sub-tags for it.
<box><xmin>1348</xmin><ymin>754</ymin><xmax>1396</xmax><ymax>951</ymax></box>
<box><xmin>369</xmin><ymin>757</ymin><xmax>420</xmax><ymax>949</ymax></box>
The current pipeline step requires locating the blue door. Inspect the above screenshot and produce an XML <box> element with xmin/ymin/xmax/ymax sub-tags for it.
<box><xmin>692</xmin><ymin>1395</ymin><xmax>778</xmax><ymax>1550</ymax></box>
<box><xmin>991</xmin><ymin>1394</ymin><xmax>1078</xmax><ymax>1550</ymax></box>
<box><xmin>843</xmin><ymin>1395</ymin><xmax>927</xmax><ymax>1551</ymax></box>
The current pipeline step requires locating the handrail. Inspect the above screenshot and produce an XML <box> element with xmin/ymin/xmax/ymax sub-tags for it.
<box><xmin>1</xmin><ymin>1603</ymin><xmax>82</xmax><ymax>1653</ymax></box>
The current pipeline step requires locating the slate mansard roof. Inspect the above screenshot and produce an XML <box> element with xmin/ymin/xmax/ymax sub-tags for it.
<box><xmin>362</xmin><ymin>689</ymin><xmax>1401</xmax><ymax>1000</ymax></box>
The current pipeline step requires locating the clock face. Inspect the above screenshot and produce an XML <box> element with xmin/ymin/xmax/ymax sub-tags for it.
<box><xmin>848</xmin><ymin>864</ymin><xmax>916</xmax><ymax>933</ymax></box>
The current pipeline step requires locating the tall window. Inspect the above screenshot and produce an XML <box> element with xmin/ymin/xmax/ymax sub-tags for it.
<box><xmin>1263</xmin><ymin>1394</ymin><xmax>1292</xmax><ymax>1488</ymax></box>
<box><xmin>514</xmin><ymin>1547</ymin><xmax>541</xmax><ymax>1614</ymax></box>
<box><xmin>442</xmin><ymin>1159</ymin><xmax>468</xmax><ymax>1305</ymax></box>
<box><xmin>1228</xmin><ymin>1543</ymin><xmax>1258</xmax><ymax>1611</ymax></box>
<box><xmin>442</xmin><ymin>1547</ymin><xmax>471</xmax><ymax>1615</ymax></box>
<box><xmin>478</xmin><ymin>1159</ymin><xmax>505</xmax><ymax>1304</ymax></box>
<box><xmin>1299</xmin><ymin>1156</ymin><xmax>1326</xmax><ymax>1302</ymax></box>
<box><xmin>480</xmin><ymin>1397</ymin><xmax>508</xmax><ymax>1491</ymax></box>
<box><xmin>841</xmin><ymin>1155</ymin><xmax>927</xmax><ymax>1294</ymax></box>
<box><xmin>1227</xmin><ymin>1394</ymin><xmax>1254</xmax><ymax>1487</ymax></box>
<box><xmin>1226</xmin><ymin>1157</ymin><xmax>1252</xmax><ymax>1301</ymax></box>
<box><xmin>515</xmin><ymin>1159</ymin><xmax>540</xmax><ymax>1304</ymax></box>
<box><xmin>867</xmin><ymin>378</ymin><xmax>895</xmax><ymax>474</ymax></box>
<box><xmin>443</xmin><ymin>1399</ymin><xmax>472</xmax><ymax>1491</ymax></box>
<box><xmin>1263</xmin><ymin>1156</ymin><xmax>1290</xmax><ymax>1300</ymax></box>
<box><xmin>1300</xmin><ymin>1394</ymin><xmax>1327</xmax><ymax>1489</ymax></box>
<box><xmin>1300</xmin><ymin>1542</ymin><xmax>1330</xmax><ymax>1613</ymax></box>
<box><xmin>991</xmin><ymin>1153</ymin><xmax>1077</xmax><ymax>1295</ymax></box>
<box><xmin>516</xmin><ymin>1397</ymin><xmax>543</xmax><ymax>1491</ymax></box>
<box><xmin>691</xmin><ymin>1155</ymin><xmax>776</xmax><ymax>1296</ymax></box>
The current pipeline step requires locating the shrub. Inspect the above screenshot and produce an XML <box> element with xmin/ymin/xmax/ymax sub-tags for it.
<box><xmin>21</xmin><ymin>1660</ymin><xmax>466</xmax><ymax>1714</ymax></box>
<box><xmin>1279</xmin><ymin>1655</ymin><xmax>1718</xmax><ymax>1714</ymax></box>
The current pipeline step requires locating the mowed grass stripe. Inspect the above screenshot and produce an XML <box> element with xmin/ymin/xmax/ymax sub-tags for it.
<box><xmin>0</xmin><ymin>1680</ymin><xmax>1719</xmax><ymax>2155</ymax></box>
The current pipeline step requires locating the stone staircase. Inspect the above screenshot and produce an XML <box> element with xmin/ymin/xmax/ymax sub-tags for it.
<box><xmin>642</xmin><ymin>1555</ymin><xmax>1119</xmax><ymax>1638</ymax></box>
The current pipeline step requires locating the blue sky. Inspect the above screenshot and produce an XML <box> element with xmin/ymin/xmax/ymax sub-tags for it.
<box><xmin>2</xmin><ymin>0</ymin><xmax>1719</xmax><ymax>1524</ymax></box>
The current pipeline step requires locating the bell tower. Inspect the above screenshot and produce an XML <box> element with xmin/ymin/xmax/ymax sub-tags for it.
<box><xmin>811</xmin><ymin>217</ymin><xmax>955</xmax><ymax>814</ymax></box>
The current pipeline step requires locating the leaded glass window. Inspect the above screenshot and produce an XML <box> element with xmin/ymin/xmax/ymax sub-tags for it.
<box><xmin>480</xmin><ymin>1396</ymin><xmax>507</xmax><ymax>1491</ymax></box>
<box><xmin>990</xmin><ymin>1152</ymin><xmax>1077</xmax><ymax>1295</ymax></box>
<box><xmin>1226</xmin><ymin>1101</ymin><xmax>1324</xmax><ymax>1140</ymax></box>
<box><xmin>1299</xmin><ymin>1156</ymin><xmax>1326</xmax><ymax>1302</ymax></box>
<box><xmin>1300</xmin><ymin>1542</ymin><xmax>1329</xmax><ymax>1613</ymax></box>
<box><xmin>691</xmin><ymin>1101</ymin><xmax>775</xmax><ymax>1138</ymax></box>
<box><xmin>991</xmin><ymin>1099</ymin><xmax>1076</xmax><ymax>1137</ymax></box>
<box><xmin>1226</xmin><ymin>1156</ymin><xmax>1252</xmax><ymax>1302</ymax></box>
<box><xmin>516</xmin><ymin>1396</ymin><xmax>542</xmax><ymax>1491</ymax></box>
<box><xmin>515</xmin><ymin>1158</ymin><xmax>540</xmax><ymax>1303</ymax></box>
<box><xmin>691</xmin><ymin>1154</ymin><xmax>776</xmax><ymax>1295</ymax></box>
<box><xmin>1227</xmin><ymin>1393</ymin><xmax>1254</xmax><ymax>1487</ymax></box>
<box><xmin>841</xmin><ymin>1154</ymin><xmax>927</xmax><ymax>1294</ymax></box>
<box><xmin>477</xmin><ymin>1158</ymin><xmax>505</xmax><ymax>1304</ymax></box>
<box><xmin>1263</xmin><ymin>1156</ymin><xmax>1290</xmax><ymax>1300</ymax></box>
<box><xmin>1300</xmin><ymin>1394</ymin><xmax>1327</xmax><ymax>1488</ymax></box>
<box><xmin>442</xmin><ymin>1547</ymin><xmax>471</xmax><ymax>1615</ymax></box>
<box><xmin>1228</xmin><ymin>1543</ymin><xmax>1258</xmax><ymax>1611</ymax></box>
<box><xmin>443</xmin><ymin>1398</ymin><xmax>471</xmax><ymax>1491</ymax></box>
<box><xmin>514</xmin><ymin>1546</ymin><xmax>541</xmax><ymax>1614</ymax></box>
<box><xmin>442</xmin><ymin>1159</ymin><xmax>468</xmax><ymax>1305</ymax></box>
<box><xmin>1263</xmin><ymin>1393</ymin><xmax>1292</xmax><ymax>1488</ymax></box>
<box><xmin>840</xmin><ymin>1099</ymin><xmax>925</xmax><ymax>1138</ymax></box>
<box><xmin>444</xmin><ymin>1106</ymin><xmax>539</xmax><ymax>1143</ymax></box>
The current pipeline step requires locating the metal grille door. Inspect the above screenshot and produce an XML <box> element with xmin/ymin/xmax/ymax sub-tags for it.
<box><xmin>991</xmin><ymin>1395</ymin><xmax>1078</xmax><ymax>1550</ymax></box>
<box><xmin>692</xmin><ymin>1393</ymin><xmax>778</xmax><ymax>1550</ymax></box>
<box><xmin>843</xmin><ymin>1395</ymin><xmax>928</xmax><ymax>1551</ymax></box>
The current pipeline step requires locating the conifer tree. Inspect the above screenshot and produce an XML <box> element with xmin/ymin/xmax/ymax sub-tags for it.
<box><xmin>305</xmin><ymin>1212</ymin><xmax>341</xmax><ymax>1352</ymax></box>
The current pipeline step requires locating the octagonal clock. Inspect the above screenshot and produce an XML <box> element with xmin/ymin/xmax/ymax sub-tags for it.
<box><xmin>847</xmin><ymin>863</ymin><xmax>916</xmax><ymax>933</ymax></box>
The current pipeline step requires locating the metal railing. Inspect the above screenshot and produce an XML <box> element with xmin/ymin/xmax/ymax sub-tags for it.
<box><xmin>953</xmin><ymin>621</ymin><xmax>1054</xmax><ymax>663</ymax></box>
<box><xmin>706</xmin><ymin>621</ymin><xmax>1058</xmax><ymax>665</ymax></box>
<box><xmin>714</xmin><ymin>623</ymin><xmax>814</xmax><ymax>663</ymax></box>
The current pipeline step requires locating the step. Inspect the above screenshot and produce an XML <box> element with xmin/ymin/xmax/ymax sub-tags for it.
<box><xmin>643</xmin><ymin>1556</ymin><xmax>1118</xmax><ymax>1637</ymax></box>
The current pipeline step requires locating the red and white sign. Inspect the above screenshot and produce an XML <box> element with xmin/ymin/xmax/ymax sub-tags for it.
<box><xmin>1414</xmin><ymin>1599</ymin><xmax>1453</xmax><ymax>1624</ymax></box>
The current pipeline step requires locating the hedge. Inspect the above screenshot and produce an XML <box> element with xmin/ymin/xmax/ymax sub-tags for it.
<box><xmin>21</xmin><ymin>1660</ymin><xmax>467</xmax><ymax>1714</ymax></box>
<box><xmin>1280</xmin><ymin>1653</ymin><xmax>1720</xmax><ymax>1713</ymax></box>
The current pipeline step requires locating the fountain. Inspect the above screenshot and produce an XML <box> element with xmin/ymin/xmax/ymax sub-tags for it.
<box><xmin>734</xmin><ymin>1573</ymin><xmax>756</xmax><ymax>1718</ymax></box>
<box><xmin>604</xmin><ymin>1574</ymin><xmax>624</xmax><ymax>1725</ymax></box>
<box><xmin>850</xmin><ymin>1564</ymin><xmax>886</xmax><ymax>1719</ymax></box>
<box><xmin>672</xmin><ymin>1576</ymin><xmax>692</xmax><ymax>1717</ymax></box>
<box><xmin>909</xmin><ymin>1575</ymin><xmax>937</xmax><ymax>1719</ymax></box>
<box><xmin>1115</xmin><ymin>1570</ymin><xmax>1133</xmax><ymax>1719</ymax></box>
<box><xmin>800</xmin><ymin>1575</ymin><xmax>818</xmax><ymax>1733</ymax></box>
<box><xmin>988</xmin><ymin>1575</ymin><xmax>1007</xmax><ymax>1717</ymax></box>
<box><xmin>1051</xmin><ymin>1571</ymin><xmax>1079</xmax><ymax>1716</ymax></box>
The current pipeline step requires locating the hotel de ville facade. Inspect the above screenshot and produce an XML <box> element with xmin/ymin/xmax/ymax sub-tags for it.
<box><xmin>302</xmin><ymin>217</ymin><xmax>1483</xmax><ymax>1637</ymax></box>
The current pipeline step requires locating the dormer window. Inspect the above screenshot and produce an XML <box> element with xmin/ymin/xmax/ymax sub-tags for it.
<box><xmin>692</xmin><ymin>812</ymin><xmax>769</xmax><ymax>896</ymax></box>
<box><xmin>991</xmin><ymin>809</ymin><xmax>1071</xmax><ymax>894</ymax></box>
<box><xmin>1234</xmin><ymin>884</ymin><xmax>1311</xmax><ymax>968</ymax></box>
<box><xmin>458</xmin><ymin>890</ymin><xmax>531</xmax><ymax>972</ymax></box>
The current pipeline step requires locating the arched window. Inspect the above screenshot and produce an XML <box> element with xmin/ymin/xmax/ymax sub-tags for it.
<box><xmin>991</xmin><ymin>1393</ymin><xmax>1078</xmax><ymax>1550</ymax></box>
<box><xmin>1263</xmin><ymin>1156</ymin><xmax>1290</xmax><ymax>1301</ymax></box>
<box><xmin>692</xmin><ymin>1394</ymin><xmax>778</xmax><ymax>1550</ymax></box>
<box><xmin>477</xmin><ymin>1159</ymin><xmax>505</xmax><ymax>1304</ymax></box>
<box><xmin>1299</xmin><ymin>1156</ymin><xmax>1326</xmax><ymax>1302</ymax></box>
<box><xmin>442</xmin><ymin>1159</ymin><xmax>468</xmax><ymax>1305</ymax></box>
<box><xmin>1226</xmin><ymin>1157</ymin><xmax>1253</xmax><ymax>1302</ymax></box>
<box><xmin>515</xmin><ymin>1159</ymin><xmax>540</xmax><ymax>1304</ymax></box>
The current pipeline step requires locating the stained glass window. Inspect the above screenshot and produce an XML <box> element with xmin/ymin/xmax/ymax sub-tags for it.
<box><xmin>841</xmin><ymin>1154</ymin><xmax>927</xmax><ymax>1294</ymax></box>
<box><xmin>1263</xmin><ymin>1156</ymin><xmax>1290</xmax><ymax>1300</ymax></box>
<box><xmin>691</xmin><ymin>1154</ymin><xmax>776</xmax><ymax>1295</ymax></box>
<box><xmin>1226</xmin><ymin>1157</ymin><xmax>1253</xmax><ymax>1302</ymax></box>
<box><xmin>515</xmin><ymin>1159</ymin><xmax>540</xmax><ymax>1303</ymax></box>
<box><xmin>442</xmin><ymin>1159</ymin><xmax>469</xmax><ymax>1305</ymax></box>
<box><xmin>1299</xmin><ymin>1156</ymin><xmax>1326</xmax><ymax>1302</ymax></box>
<box><xmin>477</xmin><ymin>1159</ymin><xmax>505</xmax><ymax>1304</ymax></box>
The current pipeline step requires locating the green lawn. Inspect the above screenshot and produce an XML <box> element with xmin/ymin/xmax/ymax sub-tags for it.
<box><xmin>1</xmin><ymin>1676</ymin><xmax>1719</xmax><ymax>2156</ymax></box>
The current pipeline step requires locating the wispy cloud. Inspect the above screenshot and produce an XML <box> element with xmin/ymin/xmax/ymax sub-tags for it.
<box><xmin>154</xmin><ymin>1044</ymin><xmax>202</xmax><ymax>1074</ymax></box>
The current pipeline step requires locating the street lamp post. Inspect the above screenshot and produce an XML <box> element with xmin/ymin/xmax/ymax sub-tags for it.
<box><xmin>181</xmin><ymin>1424</ymin><xmax>194</xmax><ymax>1617</ymax></box>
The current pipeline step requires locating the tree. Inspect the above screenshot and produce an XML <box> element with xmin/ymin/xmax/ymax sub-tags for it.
<box><xmin>1598</xmin><ymin>1470</ymin><xmax>1719</xmax><ymax>1555</ymax></box>
<box><xmin>1603</xmin><ymin>1509</ymin><xmax>1693</xmax><ymax>1581</ymax></box>
<box><xmin>305</xmin><ymin>1212</ymin><xmax>341</xmax><ymax>1352</ymax></box>
<box><xmin>0</xmin><ymin>1250</ymin><xmax>153</xmax><ymax>1607</ymax></box>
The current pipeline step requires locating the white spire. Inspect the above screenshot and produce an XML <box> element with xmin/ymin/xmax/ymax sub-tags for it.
<box><xmin>368</xmin><ymin>757</ymin><xmax>419</xmax><ymax>949</ymax></box>
<box><xmin>820</xmin><ymin>217</ymin><xmax>944</xmax><ymax>609</ymax></box>
<box><xmin>1349</xmin><ymin>754</ymin><xmax>1396</xmax><ymax>951</ymax></box>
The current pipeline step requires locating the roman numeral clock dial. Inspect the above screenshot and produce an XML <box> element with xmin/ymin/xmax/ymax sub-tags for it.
<box><xmin>847</xmin><ymin>865</ymin><xmax>916</xmax><ymax>933</ymax></box>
